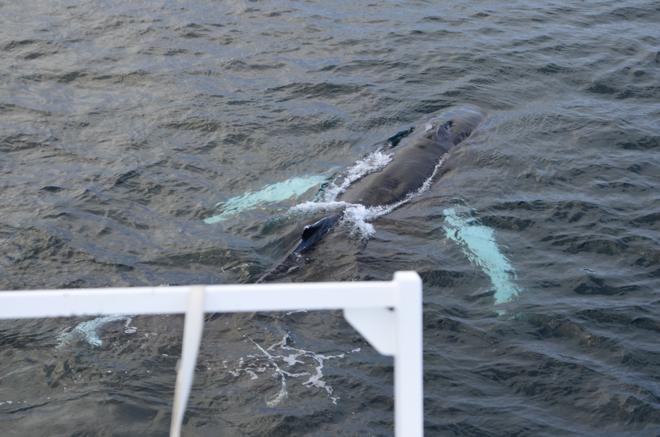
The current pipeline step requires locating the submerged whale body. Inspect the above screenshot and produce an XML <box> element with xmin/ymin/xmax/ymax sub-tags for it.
<box><xmin>257</xmin><ymin>105</ymin><xmax>485</xmax><ymax>282</ymax></box>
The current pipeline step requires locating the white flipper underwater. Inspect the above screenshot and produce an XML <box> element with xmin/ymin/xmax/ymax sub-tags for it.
<box><xmin>443</xmin><ymin>207</ymin><xmax>522</xmax><ymax>306</ymax></box>
<box><xmin>58</xmin><ymin>315</ymin><xmax>137</xmax><ymax>348</ymax></box>
<box><xmin>204</xmin><ymin>175</ymin><xmax>329</xmax><ymax>224</ymax></box>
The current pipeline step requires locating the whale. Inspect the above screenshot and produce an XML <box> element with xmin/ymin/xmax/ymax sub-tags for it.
<box><xmin>340</xmin><ymin>106</ymin><xmax>485</xmax><ymax>208</ymax></box>
<box><xmin>258</xmin><ymin>105</ymin><xmax>486</xmax><ymax>281</ymax></box>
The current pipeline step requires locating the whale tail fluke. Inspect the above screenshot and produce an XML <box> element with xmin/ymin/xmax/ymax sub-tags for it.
<box><xmin>256</xmin><ymin>213</ymin><xmax>342</xmax><ymax>283</ymax></box>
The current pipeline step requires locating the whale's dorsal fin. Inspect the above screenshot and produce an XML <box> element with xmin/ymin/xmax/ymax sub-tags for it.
<box><xmin>296</xmin><ymin>214</ymin><xmax>342</xmax><ymax>254</ymax></box>
<box><xmin>386</xmin><ymin>127</ymin><xmax>414</xmax><ymax>148</ymax></box>
<box><xmin>301</xmin><ymin>223</ymin><xmax>319</xmax><ymax>240</ymax></box>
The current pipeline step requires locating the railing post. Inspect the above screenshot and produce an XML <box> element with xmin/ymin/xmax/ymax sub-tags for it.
<box><xmin>393</xmin><ymin>272</ymin><xmax>424</xmax><ymax>436</ymax></box>
<box><xmin>170</xmin><ymin>286</ymin><xmax>206</xmax><ymax>437</ymax></box>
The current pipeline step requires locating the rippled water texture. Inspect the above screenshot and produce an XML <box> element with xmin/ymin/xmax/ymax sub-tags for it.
<box><xmin>1</xmin><ymin>1</ymin><xmax>659</xmax><ymax>435</ymax></box>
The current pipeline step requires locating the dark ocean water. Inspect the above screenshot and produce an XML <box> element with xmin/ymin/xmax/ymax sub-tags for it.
<box><xmin>1</xmin><ymin>0</ymin><xmax>659</xmax><ymax>435</ymax></box>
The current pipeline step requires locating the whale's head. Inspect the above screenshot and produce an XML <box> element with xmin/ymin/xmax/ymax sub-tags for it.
<box><xmin>424</xmin><ymin>105</ymin><xmax>486</xmax><ymax>149</ymax></box>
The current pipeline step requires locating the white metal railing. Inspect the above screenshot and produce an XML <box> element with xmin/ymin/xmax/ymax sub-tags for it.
<box><xmin>0</xmin><ymin>271</ymin><xmax>423</xmax><ymax>436</ymax></box>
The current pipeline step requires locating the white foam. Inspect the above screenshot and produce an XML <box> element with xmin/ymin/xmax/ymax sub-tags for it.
<box><xmin>342</xmin><ymin>204</ymin><xmax>376</xmax><ymax>237</ymax></box>
<box><xmin>320</xmin><ymin>150</ymin><xmax>393</xmax><ymax>202</ymax></box>
<box><xmin>290</xmin><ymin>200</ymin><xmax>350</xmax><ymax>215</ymax></box>
<box><xmin>225</xmin><ymin>334</ymin><xmax>358</xmax><ymax>407</ymax></box>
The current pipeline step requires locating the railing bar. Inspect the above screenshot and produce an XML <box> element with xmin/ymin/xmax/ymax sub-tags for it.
<box><xmin>0</xmin><ymin>285</ymin><xmax>398</xmax><ymax>319</ymax></box>
<box><xmin>0</xmin><ymin>273</ymin><xmax>423</xmax><ymax>436</ymax></box>
<box><xmin>0</xmin><ymin>280</ymin><xmax>397</xmax><ymax>296</ymax></box>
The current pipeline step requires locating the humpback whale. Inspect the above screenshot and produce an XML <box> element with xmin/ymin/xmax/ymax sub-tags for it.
<box><xmin>258</xmin><ymin>105</ymin><xmax>486</xmax><ymax>281</ymax></box>
<box><xmin>339</xmin><ymin>106</ymin><xmax>485</xmax><ymax>207</ymax></box>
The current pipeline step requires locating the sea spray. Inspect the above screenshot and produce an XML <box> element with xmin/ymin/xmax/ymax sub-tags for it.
<box><xmin>319</xmin><ymin>150</ymin><xmax>393</xmax><ymax>202</ymax></box>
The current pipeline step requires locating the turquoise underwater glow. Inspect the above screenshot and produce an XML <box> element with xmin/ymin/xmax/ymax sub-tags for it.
<box><xmin>58</xmin><ymin>315</ymin><xmax>131</xmax><ymax>347</ymax></box>
<box><xmin>443</xmin><ymin>208</ymin><xmax>521</xmax><ymax>305</ymax></box>
<box><xmin>204</xmin><ymin>175</ymin><xmax>328</xmax><ymax>224</ymax></box>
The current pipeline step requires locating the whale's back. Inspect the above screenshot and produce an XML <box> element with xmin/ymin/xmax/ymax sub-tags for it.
<box><xmin>339</xmin><ymin>106</ymin><xmax>485</xmax><ymax>207</ymax></box>
<box><xmin>339</xmin><ymin>136</ymin><xmax>441</xmax><ymax>207</ymax></box>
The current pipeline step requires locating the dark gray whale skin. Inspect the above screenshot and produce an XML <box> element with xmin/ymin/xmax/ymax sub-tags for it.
<box><xmin>339</xmin><ymin>105</ymin><xmax>486</xmax><ymax>207</ymax></box>
<box><xmin>257</xmin><ymin>105</ymin><xmax>485</xmax><ymax>282</ymax></box>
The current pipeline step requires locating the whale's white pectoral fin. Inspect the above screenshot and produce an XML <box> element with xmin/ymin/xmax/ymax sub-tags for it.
<box><xmin>57</xmin><ymin>315</ymin><xmax>134</xmax><ymax>348</ymax></box>
<box><xmin>204</xmin><ymin>175</ymin><xmax>328</xmax><ymax>224</ymax></box>
<box><xmin>443</xmin><ymin>208</ymin><xmax>522</xmax><ymax>306</ymax></box>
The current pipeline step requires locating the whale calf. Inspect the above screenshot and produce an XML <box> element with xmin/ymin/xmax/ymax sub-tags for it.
<box><xmin>258</xmin><ymin>105</ymin><xmax>486</xmax><ymax>281</ymax></box>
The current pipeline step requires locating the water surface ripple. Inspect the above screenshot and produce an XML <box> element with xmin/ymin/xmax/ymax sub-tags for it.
<box><xmin>1</xmin><ymin>1</ymin><xmax>659</xmax><ymax>435</ymax></box>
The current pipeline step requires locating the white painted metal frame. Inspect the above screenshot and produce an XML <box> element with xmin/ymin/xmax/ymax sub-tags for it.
<box><xmin>0</xmin><ymin>271</ymin><xmax>423</xmax><ymax>437</ymax></box>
